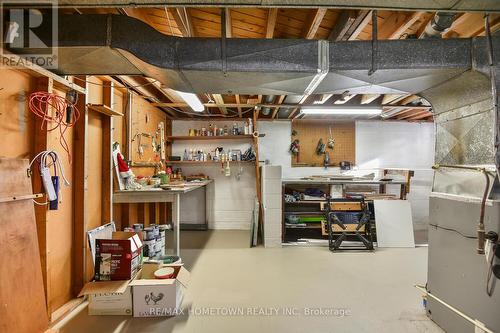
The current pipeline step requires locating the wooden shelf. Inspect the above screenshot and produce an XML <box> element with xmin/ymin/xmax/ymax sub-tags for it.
<box><xmin>165</xmin><ymin>160</ymin><xmax>255</xmax><ymax>164</ymax></box>
<box><xmin>285</xmin><ymin>200</ymin><xmax>326</xmax><ymax>204</ymax></box>
<box><xmin>87</xmin><ymin>104</ymin><xmax>123</xmax><ymax>117</ymax></box>
<box><xmin>167</xmin><ymin>134</ymin><xmax>264</xmax><ymax>141</ymax></box>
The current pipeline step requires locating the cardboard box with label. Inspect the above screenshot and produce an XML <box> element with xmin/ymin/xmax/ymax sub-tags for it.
<box><xmin>130</xmin><ymin>263</ymin><xmax>190</xmax><ymax>318</ymax></box>
<box><xmin>78</xmin><ymin>279</ymin><xmax>133</xmax><ymax>316</ymax></box>
<box><xmin>94</xmin><ymin>232</ymin><xmax>143</xmax><ymax>281</ymax></box>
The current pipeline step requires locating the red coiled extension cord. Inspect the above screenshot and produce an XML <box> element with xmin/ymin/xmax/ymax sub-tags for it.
<box><xmin>29</xmin><ymin>91</ymin><xmax>80</xmax><ymax>163</ymax></box>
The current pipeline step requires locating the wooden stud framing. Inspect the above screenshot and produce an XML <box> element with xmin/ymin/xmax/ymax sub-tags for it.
<box><xmin>266</xmin><ymin>8</ymin><xmax>278</xmax><ymax>38</ymax></box>
<box><xmin>32</xmin><ymin>77</ymin><xmax>52</xmax><ymax>309</ymax></box>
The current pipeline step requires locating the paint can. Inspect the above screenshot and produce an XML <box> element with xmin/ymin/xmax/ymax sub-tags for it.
<box><xmin>143</xmin><ymin>239</ymin><xmax>156</xmax><ymax>258</ymax></box>
<box><xmin>143</xmin><ymin>227</ymin><xmax>155</xmax><ymax>241</ymax></box>
<box><xmin>154</xmin><ymin>240</ymin><xmax>163</xmax><ymax>253</ymax></box>
<box><xmin>159</xmin><ymin>230</ymin><xmax>166</xmax><ymax>239</ymax></box>
<box><xmin>133</xmin><ymin>223</ymin><xmax>143</xmax><ymax>232</ymax></box>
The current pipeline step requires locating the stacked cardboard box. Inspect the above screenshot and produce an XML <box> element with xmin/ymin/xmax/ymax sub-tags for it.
<box><xmin>79</xmin><ymin>230</ymin><xmax>191</xmax><ymax>318</ymax></box>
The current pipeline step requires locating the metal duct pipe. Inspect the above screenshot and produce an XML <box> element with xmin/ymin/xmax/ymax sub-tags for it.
<box><xmin>260</xmin><ymin>95</ymin><xmax>276</xmax><ymax>116</ymax></box>
<box><xmin>421</xmin><ymin>12</ymin><xmax>456</xmax><ymax>38</ymax></box>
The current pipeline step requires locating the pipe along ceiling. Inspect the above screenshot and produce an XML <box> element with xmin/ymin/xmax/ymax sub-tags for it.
<box><xmin>9</xmin><ymin>14</ymin><xmax>499</xmax><ymax>97</ymax></box>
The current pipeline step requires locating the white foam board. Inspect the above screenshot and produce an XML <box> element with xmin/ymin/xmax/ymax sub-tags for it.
<box><xmin>374</xmin><ymin>200</ymin><xmax>415</xmax><ymax>248</ymax></box>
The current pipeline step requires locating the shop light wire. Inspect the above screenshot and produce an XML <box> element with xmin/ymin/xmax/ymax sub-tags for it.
<box><xmin>29</xmin><ymin>92</ymin><xmax>80</xmax><ymax>162</ymax></box>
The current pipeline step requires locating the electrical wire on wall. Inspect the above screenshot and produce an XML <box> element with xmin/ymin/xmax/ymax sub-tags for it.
<box><xmin>29</xmin><ymin>91</ymin><xmax>80</xmax><ymax>162</ymax></box>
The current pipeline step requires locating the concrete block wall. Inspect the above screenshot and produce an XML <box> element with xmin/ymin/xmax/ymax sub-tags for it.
<box><xmin>258</xmin><ymin>120</ymin><xmax>435</xmax><ymax>231</ymax></box>
<box><xmin>172</xmin><ymin>120</ymin><xmax>256</xmax><ymax>229</ymax></box>
<box><xmin>262</xmin><ymin>165</ymin><xmax>282</xmax><ymax>247</ymax></box>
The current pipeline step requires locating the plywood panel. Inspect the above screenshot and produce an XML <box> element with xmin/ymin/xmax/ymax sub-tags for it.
<box><xmin>130</xmin><ymin>92</ymin><xmax>168</xmax><ymax>177</ymax></box>
<box><xmin>0</xmin><ymin>158</ymin><xmax>48</xmax><ymax>333</ymax></box>
<box><xmin>0</xmin><ymin>68</ymin><xmax>34</xmax><ymax>158</ymax></box>
<box><xmin>291</xmin><ymin>120</ymin><xmax>355</xmax><ymax>167</ymax></box>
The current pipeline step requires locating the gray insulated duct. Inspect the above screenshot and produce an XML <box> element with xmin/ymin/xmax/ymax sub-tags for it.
<box><xmin>10</xmin><ymin>14</ymin><xmax>498</xmax><ymax>96</ymax></box>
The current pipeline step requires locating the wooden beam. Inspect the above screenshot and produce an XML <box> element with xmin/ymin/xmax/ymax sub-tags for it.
<box><xmin>398</xmin><ymin>109</ymin><xmax>429</xmax><ymax>120</ymax></box>
<box><xmin>235</xmin><ymin>94</ymin><xmax>242</xmax><ymax>118</ymax></box>
<box><xmin>304</xmin><ymin>8</ymin><xmax>328</xmax><ymax>39</ymax></box>
<box><xmin>168</xmin><ymin>7</ymin><xmax>194</xmax><ymax>37</ymax></box>
<box><xmin>382</xmin><ymin>94</ymin><xmax>405</xmax><ymax>105</ymax></box>
<box><xmin>388</xmin><ymin>11</ymin><xmax>426</xmax><ymax>39</ymax></box>
<box><xmin>212</xmin><ymin>94</ymin><xmax>227</xmax><ymax>114</ymax></box>
<box><xmin>361</xmin><ymin>94</ymin><xmax>380</xmax><ymax>105</ymax></box>
<box><xmin>408</xmin><ymin>111</ymin><xmax>434</xmax><ymax>120</ymax></box>
<box><xmin>224</xmin><ymin>8</ymin><xmax>232</xmax><ymax>38</ymax></box>
<box><xmin>442</xmin><ymin>13</ymin><xmax>469</xmax><ymax>38</ymax></box>
<box><xmin>347</xmin><ymin>10</ymin><xmax>372</xmax><ymax>41</ymax></box>
<box><xmin>266</xmin><ymin>8</ymin><xmax>278</xmax><ymax>38</ymax></box>
<box><xmin>399</xmin><ymin>95</ymin><xmax>420</xmax><ymax>105</ymax></box>
<box><xmin>328</xmin><ymin>10</ymin><xmax>356</xmax><ymax>41</ymax></box>
<box><xmin>416</xmin><ymin>13</ymin><xmax>434</xmax><ymax>38</ymax></box>
<box><xmin>72</xmin><ymin>75</ymin><xmax>88</xmax><ymax>296</ymax></box>
<box><xmin>271</xmin><ymin>95</ymin><xmax>286</xmax><ymax>119</ymax></box>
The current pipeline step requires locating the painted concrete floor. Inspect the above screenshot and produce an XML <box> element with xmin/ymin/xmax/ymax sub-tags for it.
<box><xmin>56</xmin><ymin>230</ymin><xmax>443</xmax><ymax>333</ymax></box>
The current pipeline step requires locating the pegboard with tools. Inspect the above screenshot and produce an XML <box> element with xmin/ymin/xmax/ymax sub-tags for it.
<box><xmin>291</xmin><ymin>120</ymin><xmax>355</xmax><ymax>167</ymax></box>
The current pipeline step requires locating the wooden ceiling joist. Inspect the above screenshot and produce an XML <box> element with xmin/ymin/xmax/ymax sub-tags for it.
<box><xmin>387</xmin><ymin>11</ymin><xmax>426</xmax><ymax>39</ymax></box>
<box><xmin>304</xmin><ymin>8</ymin><xmax>328</xmax><ymax>39</ymax></box>
<box><xmin>235</xmin><ymin>94</ymin><xmax>243</xmax><ymax>117</ymax></box>
<box><xmin>361</xmin><ymin>94</ymin><xmax>380</xmax><ymax>105</ymax></box>
<box><xmin>381</xmin><ymin>94</ymin><xmax>406</xmax><ymax>105</ymax></box>
<box><xmin>399</xmin><ymin>94</ymin><xmax>420</xmax><ymax>105</ymax></box>
<box><xmin>271</xmin><ymin>95</ymin><xmax>286</xmax><ymax>119</ymax></box>
<box><xmin>169</xmin><ymin>7</ymin><xmax>194</xmax><ymax>37</ymax></box>
<box><xmin>347</xmin><ymin>10</ymin><xmax>372</xmax><ymax>40</ymax></box>
<box><xmin>212</xmin><ymin>94</ymin><xmax>227</xmax><ymax>114</ymax></box>
<box><xmin>224</xmin><ymin>8</ymin><xmax>232</xmax><ymax>38</ymax></box>
<box><xmin>266</xmin><ymin>8</ymin><xmax>278</xmax><ymax>38</ymax></box>
<box><xmin>328</xmin><ymin>10</ymin><xmax>356</xmax><ymax>41</ymax></box>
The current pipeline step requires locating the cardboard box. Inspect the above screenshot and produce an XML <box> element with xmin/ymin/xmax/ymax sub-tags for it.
<box><xmin>94</xmin><ymin>232</ymin><xmax>143</xmax><ymax>281</ymax></box>
<box><xmin>78</xmin><ymin>280</ymin><xmax>133</xmax><ymax>316</ymax></box>
<box><xmin>130</xmin><ymin>264</ymin><xmax>190</xmax><ymax>318</ymax></box>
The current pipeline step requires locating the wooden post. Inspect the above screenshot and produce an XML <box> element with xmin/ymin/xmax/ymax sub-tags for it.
<box><xmin>101</xmin><ymin>80</ymin><xmax>113</xmax><ymax>223</ymax></box>
<box><xmin>252</xmin><ymin>109</ymin><xmax>263</xmax><ymax>243</ymax></box>
<box><xmin>72</xmin><ymin>75</ymin><xmax>88</xmax><ymax>294</ymax></box>
<box><xmin>32</xmin><ymin>77</ymin><xmax>52</xmax><ymax>307</ymax></box>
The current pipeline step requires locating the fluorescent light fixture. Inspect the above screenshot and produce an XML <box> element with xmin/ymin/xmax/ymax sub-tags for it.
<box><xmin>175</xmin><ymin>91</ymin><xmax>204</xmax><ymax>112</ymax></box>
<box><xmin>300</xmin><ymin>107</ymin><xmax>382</xmax><ymax>115</ymax></box>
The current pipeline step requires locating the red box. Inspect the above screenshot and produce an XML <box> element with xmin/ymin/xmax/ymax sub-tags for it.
<box><xmin>95</xmin><ymin>232</ymin><xmax>143</xmax><ymax>281</ymax></box>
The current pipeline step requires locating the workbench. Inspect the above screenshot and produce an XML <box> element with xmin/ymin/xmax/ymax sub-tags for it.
<box><xmin>113</xmin><ymin>179</ymin><xmax>213</xmax><ymax>256</ymax></box>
